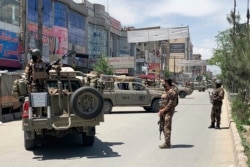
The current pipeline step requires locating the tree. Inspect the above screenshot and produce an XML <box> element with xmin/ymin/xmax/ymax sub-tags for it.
<box><xmin>93</xmin><ymin>55</ymin><xmax>114</xmax><ymax>75</ymax></box>
<box><xmin>163</xmin><ymin>69</ymin><xmax>170</xmax><ymax>79</ymax></box>
<box><xmin>209</xmin><ymin>5</ymin><xmax>250</xmax><ymax>93</ymax></box>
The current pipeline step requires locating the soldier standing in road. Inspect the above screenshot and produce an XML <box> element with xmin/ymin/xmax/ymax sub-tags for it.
<box><xmin>158</xmin><ymin>78</ymin><xmax>178</xmax><ymax>149</ymax></box>
<box><xmin>208</xmin><ymin>79</ymin><xmax>224</xmax><ymax>129</ymax></box>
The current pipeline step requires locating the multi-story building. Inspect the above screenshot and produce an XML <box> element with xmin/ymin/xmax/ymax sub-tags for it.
<box><xmin>127</xmin><ymin>26</ymin><xmax>193</xmax><ymax>79</ymax></box>
<box><xmin>0</xmin><ymin>0</ymin><xmax>136</xmax><ymax>74</ymax></box>
<box><xmin>0</xmin><ymin>0</ymin><xmax>21</xmax><ymax>70</ymax></box>
<box><xmin>0</xmin><ymin>0</ymin><xmax>200</xmax><ymax>79</ymax></box>
<box><xmin>192</xmin><ymin>54</ymin><xmax>207</xmax><ymax>77</ymax></box>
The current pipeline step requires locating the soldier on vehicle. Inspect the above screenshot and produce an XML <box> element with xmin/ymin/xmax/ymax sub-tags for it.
<box><xmin>208</xmin><ymin>79</ymin><xmax>225</xmax><ymax>129</ymax></box>
<box><xmin>25</xmin><ymin>48</ymin><xmax>47</xmax><ymax>93</ymax></box>
<box><xmin>158</xmin><ymin>78</ymin><xmax>178</xmax><ymax>149</ymax></box>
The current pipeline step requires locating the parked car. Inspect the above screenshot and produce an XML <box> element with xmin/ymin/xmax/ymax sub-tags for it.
<box><xmin>192</xmin><ymin>82</ymin><xmax>206</xmax><ymax>92</ymax></box>
<box><xmin>147</xmin><ymin>81</ymin><xmax>193</xmax><ymax>98</ymax></box>
<box><xmin>174</xmin><ymin>82</ymin><xmax>194</xmax><ymax>98</ymax></box>
<box><xmin>203</xmin><ymin>80</ymin><xmax>214</xmax><ymax>89</ymax></box>
<box><xmin>102</xmin><ymin>81</ymin><xmax>162</xmax><ymax>114</ymax></box>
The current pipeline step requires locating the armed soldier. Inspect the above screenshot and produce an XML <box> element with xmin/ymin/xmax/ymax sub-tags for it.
<box><xmin>25</xmin><ymin>49</ymin><xmax>47</xmax><ymax>93</ymax></box>
<box><xmin>158</xmin><ymin>93</ymin><xmax>167</xmax><ymax>140</ymax></box>
<box><xmin>158</xmin><ymin>78</ymin><xmax>178</xmax><ymax>149</ymax></box>
<box><xmin>208</xmin><ymin>79</ymin><xmax>224</xmax><ymax>129</ymax></box>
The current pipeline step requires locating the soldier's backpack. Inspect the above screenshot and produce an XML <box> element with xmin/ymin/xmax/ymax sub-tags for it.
<box><xmin>12</xmin><ymin>78</ymin><xmax>28</xmax><ymax>97</ymax></box>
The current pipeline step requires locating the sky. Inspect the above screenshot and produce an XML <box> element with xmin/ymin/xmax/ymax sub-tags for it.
<box><xmin>74</xmin><ymin>0</ymin><xmax>249</xmax><ymax>74</ymax></box>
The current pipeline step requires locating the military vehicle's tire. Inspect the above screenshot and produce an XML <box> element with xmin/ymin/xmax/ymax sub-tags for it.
<box><xmin>151</xmin><ymin>99</ymin><xmax>160</xmax><ymax>113</ymax></box>
<box><xmin>82</xmin><ymin>127</ymin><xmax>95</xmax><ymax>146</ymax></box>
<box><xmin>143</xmin><ymin>106</ymin><xmax>152</xmax><ymax>112</ymax></box>
<box><xmin>82</xmin><ymin>134</ymin><xmax>94</xmax><ymax>146</ymax></box>
<box><xmin>103</xmin><ymin>100</ymin><xmax>113</xmax><ymax>114</ymax></box>
<box><xmin>179</xmin><ymin>91</ymin><xmax>186</xmax><ymax>98</ymax></box>
<box><xmin>70</xmin><ymin>87</ymin><xmax>104</xmax><ymax>119</ymax></box>
<box><xmin>24</xmin><ymin>131</ymin><xmax>35</xmax><ymax>150</ymax></box>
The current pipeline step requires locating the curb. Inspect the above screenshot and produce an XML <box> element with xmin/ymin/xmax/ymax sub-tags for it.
<box><xmin>225</xmin><ymin>91</ymin><xmax>248</xmax><ymax>167</ymax></box>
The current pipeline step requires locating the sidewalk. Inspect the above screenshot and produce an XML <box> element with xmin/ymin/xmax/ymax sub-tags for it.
<box><xmin>224</xmin><ymin>91</ymin><xmax>248</xmax><ymax>167</ymax></box>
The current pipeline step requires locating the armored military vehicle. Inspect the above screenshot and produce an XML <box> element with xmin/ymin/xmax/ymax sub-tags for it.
<box><xmin>15</xmin><ymin>52</ymin><xmax>104</xmax><ymax>150</ymax></box>
<box><xmin>99</xmin><ymin>75</ymin><xmax>162</xmax><ymax>114</ymax></box>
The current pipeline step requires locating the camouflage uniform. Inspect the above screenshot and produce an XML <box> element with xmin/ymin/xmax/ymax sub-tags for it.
<box><xmin>209</xmin><ymin>86</ymin><xmax>224</xmax><ymax>129</ymax></box>
<box><xmin>161</xmin><ymin>87</ymin><xmax>178</xmax><ymax>147</ymax></box>
<box><xmin>25</xmin><ymin>59</ymin><xmax>47</xmax><ymax>92</ymax></box>
<box><xmin>24</xmin><ymin>49</ymin><xmax>47</xmax><ymax>117</ymax></box>
<box><xmin>87</xmin><ymin>72</ymin><xmax>105</xmax><ymax>93</ymax></box>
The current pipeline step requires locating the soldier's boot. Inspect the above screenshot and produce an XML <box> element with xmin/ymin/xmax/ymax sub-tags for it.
<box><xmin>208</xmin><ymin>122</ymin><xmax>215</xmax><ymax>128</ymax></box>
<box><xmin>215</xmin><ymin>123</ymin><xmax>220</xmax><ymax>129</ymax></box>
<box><xmin>159</xmin><ymin>132</ymin><xmax>171</xmax><ymax>149</ymax></box>
<box><xmin>159</xmin><ymin>143</ymin><xmax>171</xmax><ymax>149</ymax></box>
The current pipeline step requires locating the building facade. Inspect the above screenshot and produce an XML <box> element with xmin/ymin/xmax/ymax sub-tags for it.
<box><xmin>0</xmin><ymin>0</ymin><xmax>202</xmax><ymax>79</ymax></box>
<box><xmin>0</xmin><ymin>0</ymin><xmax>21</xmax><ymax>69</ymax></box>
<box><xmin>0</xmin><ymin>0</ymin><xmax>135</xmax><ymax>74</ymax></box>
<box><xmin>127</xmin><ymin>26</ymin><xmax>193</xmax><ymax>79</ymax></box>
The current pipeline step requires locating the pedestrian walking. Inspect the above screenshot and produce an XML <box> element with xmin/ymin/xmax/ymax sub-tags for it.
<box><xmin>158</xmin><ymin>78</ymin><xmax>178</xmax><ymax>149</ymax></box>
<box><xmin>208</xmin><ymin>79</ymin><xmax>225</xmax><ymax>129</ymax></box>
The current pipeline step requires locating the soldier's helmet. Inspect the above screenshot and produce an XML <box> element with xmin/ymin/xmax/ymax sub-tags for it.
<box><xmin>215</xmin><ymin>79</ymin><xmax>222</xmax><ymax>87</ymax></box>
<box><xmin>30</xmin><ymin>49</ymin><xmax>41</xmax><ymax>61</ymax></box>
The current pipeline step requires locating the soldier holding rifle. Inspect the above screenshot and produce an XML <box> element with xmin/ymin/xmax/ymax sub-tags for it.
<box><xmin>158</xmin><ymin>78</ymin><xmax>178</xmax><ymax>149</ymax></box>
<box><xmin>208</xmin><ymin>79</ymin><xmax>224</xmax><ymax>129</ymax></box>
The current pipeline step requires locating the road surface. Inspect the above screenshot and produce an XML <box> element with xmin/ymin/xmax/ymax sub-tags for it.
<box><xmin>0</xmin><ymin>89</ymin><xmax>235</xmax><ymax>167</ymax></box>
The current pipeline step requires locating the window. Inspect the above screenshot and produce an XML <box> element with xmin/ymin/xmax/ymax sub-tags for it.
<box><xmin>117</xmin><ymin>83</ymin><xmax>129</xmax><ymax>90</ymax></box>
<box><xmin>132</xmin><ymin>83</ymin><xmax>145</xmax><ymax>91</ymax></box>
<box><xmin>0</xmin><ymin>0</ymin><xmax>19</xmax><ymax>25</ymax></box>
<box><xmin>47</xmin><ymin>80</ymin><xmax>80</xmax><ymax>92</ymax></box>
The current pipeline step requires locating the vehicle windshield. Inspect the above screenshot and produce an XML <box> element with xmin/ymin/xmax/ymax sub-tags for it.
<box><xmin>132</xmin><ymin>82</ymin><xmax>145</xmax><ymax>91</ymax></box>
<box><xmin>47</xmin><ymin>80</ymin><xmax>80</xmax><ymax>92</ymax></box>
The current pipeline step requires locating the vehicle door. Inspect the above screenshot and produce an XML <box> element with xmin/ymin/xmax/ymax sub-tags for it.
<box><xmin>114</xmin><ymin>82</ymin><xmax>132</xmax><ymax>105</ymax></box>
<box><xmin>130</xmin><ymin>82</ymin><xmax>151</xmax><ymax>105</ymax></box>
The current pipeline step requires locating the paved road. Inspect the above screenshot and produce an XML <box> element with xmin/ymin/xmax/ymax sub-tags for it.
<box><xmin>0</xmin><ymin>89</ymin><xmax>235</xmax><ymax>167</ymax></box>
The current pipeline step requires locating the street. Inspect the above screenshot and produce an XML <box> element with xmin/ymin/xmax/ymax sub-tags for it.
<box><xmin>0</xmin><ymin>89</ymin><xmax>235</xmax><ymax>167</ymax></box>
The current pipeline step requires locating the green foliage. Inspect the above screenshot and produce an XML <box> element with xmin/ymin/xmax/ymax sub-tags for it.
<box><xmin>211</xmin><ymin>14</ymin><xmax>250</xmax><ymax>94</ymax></box>
<box><xmin>231</xmin><ymin>98</ymin><xmax>250</xmax><ymax>125</ymax></box>
<box><xmin>93</xmin><ymin>55</ymin><xmax>114</xmax><ymax>75</ymax></box>
<box><xmin>163</xmin><ymin>70</ymin><xmax>170</xmax><ymax>79</ymax></box>
<box><xmin>215</xmin><ymin>4</ymin><xmax>250</xmax><ymax>163</ymax></box>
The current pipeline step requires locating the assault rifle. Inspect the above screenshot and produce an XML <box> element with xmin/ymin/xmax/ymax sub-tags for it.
<box><xmin>158</xmin><ymin>115</ymin><xmax>164</xmax><ymax>140</ymax></box>
<box><xmin>46</xmin><ymin>50</ymin><xmax>76</xmax><ymax>73</ymax></box>
<box><xmin>208</xmin><ymin>90</ymin><xmax>216</xmax><ymax>104</ymax></box>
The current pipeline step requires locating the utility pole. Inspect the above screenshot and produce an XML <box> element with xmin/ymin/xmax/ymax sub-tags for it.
<box><xmin>174</xmin><ymin>56</ymin><xmax>176</xmax><ymax>80</ymax></box>
<box><xmin>37</xmin><ymin>0</ymin><xmax>43</xmax><ymax>55</ymax></box>
<box><xmin>247</xmin><ymin>0</ymin><xmax>249</xmax><ymax>35</ymax></box>
<box><xmin>20</xmin><ymin>0</ymin><xmax>28</xmax><ymax>67</ymax></box>
<box><xmin>247</xmin><ymin>0</ymin><xmax>249</xmax><ymax>26</ymax></box>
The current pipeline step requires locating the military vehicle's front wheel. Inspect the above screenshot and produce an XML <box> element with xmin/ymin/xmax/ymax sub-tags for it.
<box><xmin>82</xmin><ymin>133</ymin><xmax>95</xmax><ymax>146</ymax></box>
<box><xmin>143</xmin><ymin>106</ymin><xmax>152</xmax><ymax>112</ymax></box>
<box><xmin>179</xmin><ymin>91</ymin><xmax>186</xmax><ymax>98</ymax></box>
<box><xmin>70</xmin><ymin>87</ymin><xmax>104</xmax><ymax>119</ymax></box>
<box><xmin>151</xmin><ymin>99</ymin><xmax>160</xmax><ymax>113</ymax></box>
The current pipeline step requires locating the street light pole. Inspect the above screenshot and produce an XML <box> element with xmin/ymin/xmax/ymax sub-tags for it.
<box><xmin>247</xmin><ymin>0</ymin><xmax>249</xmax><ymax>26</ymax></box>
<box><xmin>247</xmin><ymin>0</ymin><xmax>249</xmax><ymax>34</ymax></box>
<box><xmin>37</xmin><ymin>0</ymin><xmax>43</xmax><ymax>55</ymax></box>
<box><xmin>174</xmin><ymin>56</ymin><xmax>176</xmax><ymax>80</ymax></box>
